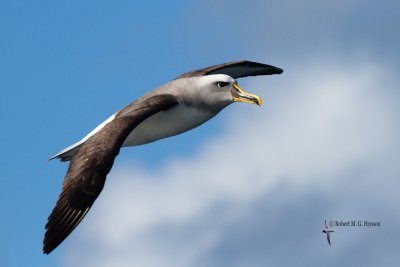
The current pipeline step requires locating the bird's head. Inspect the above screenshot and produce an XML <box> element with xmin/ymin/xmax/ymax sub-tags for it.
<box><xmin>186</xmin><ymin>74</ymin><xmax>262</xmax><ymax>111</ymax></box>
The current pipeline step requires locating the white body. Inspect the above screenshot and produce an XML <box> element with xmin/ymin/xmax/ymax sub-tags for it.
<box><xmin>122</xmin><ymin>103</ymin><xmax>215</xmax><ymax>146</ymax></box>
<box><xmin>52</xmin><ymin>103</ymin><xmax>216</xmax><ymax>159</ymax></box>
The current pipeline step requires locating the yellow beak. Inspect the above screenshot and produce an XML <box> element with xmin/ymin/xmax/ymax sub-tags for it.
<box><xmin>231</xmin><ymin>83</ymin><xmax>262</xmax><ymax>106</ymax></box>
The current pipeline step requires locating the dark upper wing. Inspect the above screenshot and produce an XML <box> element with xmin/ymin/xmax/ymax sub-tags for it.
<box><xmin>43</xmin><ymin>94</ymin><xmax>179</xmax><ymax>254</ymax></box>
<box><xmin>176</xmin><ymin>60</ymin><xmax>283</xmax><ymax>79</ymax></box>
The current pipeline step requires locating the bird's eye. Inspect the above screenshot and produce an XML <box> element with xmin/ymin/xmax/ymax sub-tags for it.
<box><xmin>216</xmin><ymin>82</ymin><xmax>229</xmax><ymax>88</ymax></box>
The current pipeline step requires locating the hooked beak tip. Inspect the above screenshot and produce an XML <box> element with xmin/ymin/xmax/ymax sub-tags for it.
<box><xmin>232</xmin><ymin>83</ymin><xmax>262</xmax><ymax>107</ymax></box>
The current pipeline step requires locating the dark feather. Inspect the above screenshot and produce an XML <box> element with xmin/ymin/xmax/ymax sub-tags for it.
<box><xmin>176</xmin><ymin>60</ymin><xmax>283</xmax><ymax>79</ymax></box>
<box><xmin>43</xmin><ymin>94</ymin><xmax>179</xmax><ymax>254</ymax></box>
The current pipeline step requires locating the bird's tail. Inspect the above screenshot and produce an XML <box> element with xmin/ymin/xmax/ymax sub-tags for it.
<box><xmin>49</xmin><ymin>143</ymin><xmax>82</xmax><ymax>162</ymax></box>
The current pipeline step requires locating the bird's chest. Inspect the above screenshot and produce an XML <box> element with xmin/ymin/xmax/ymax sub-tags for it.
<box><xmin>122</xmin><ymin>103</ymin><xmax>215</xmax><ymax>147</ymax></box>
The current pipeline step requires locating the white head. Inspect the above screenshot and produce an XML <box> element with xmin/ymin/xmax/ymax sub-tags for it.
<box><xmin>181</xmin><ymin>74</ymin><xmax>262</xmax><ymax>112</ymax></box>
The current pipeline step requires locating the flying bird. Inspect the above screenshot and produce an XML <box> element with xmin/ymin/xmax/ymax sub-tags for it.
<box><xmin>322</xmin><ymin>220</ymin><xmax>334</xmax><ymax>246</ymax></box>
<box><xmin>43</xmin><ymin>60</ymin><xmax>283</xmax><ymax>254</ymax></box>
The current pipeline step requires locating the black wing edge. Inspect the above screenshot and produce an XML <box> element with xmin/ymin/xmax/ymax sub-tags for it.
<box><xmin>176</xmin><ymin>60</ymin><xmax>283</xmax><ymax>79</ymax></box>
<box><xmin>43</xmin><ymin>201</ymin><xmax>90</xmax><ymax>254</ymax></box>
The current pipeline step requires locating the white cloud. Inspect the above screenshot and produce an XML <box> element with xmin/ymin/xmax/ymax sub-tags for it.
<box><xmin>63</xmin><ymin>55</ymin><xmax>400</xmax><ymax>267</ymax></box>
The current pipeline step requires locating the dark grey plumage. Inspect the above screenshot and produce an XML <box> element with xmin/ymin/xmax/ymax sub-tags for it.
<box><xmin>176</xmin><ymin>60</ymin><xmax>283</xmax><ymax>79</ymax></box>
<box><xmin>43</xmin><ymin>95</ymin><xmax>178</xmax><ymax>254</ymax></box>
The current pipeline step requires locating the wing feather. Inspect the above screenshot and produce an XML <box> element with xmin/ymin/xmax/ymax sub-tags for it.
<box><xmin>176</xmin><ymin>60</ymin><xmax>283</xmax><ymax>79</ymax></box>
<box><xmin>43</xmin><ymin>94</ymin><xmax>179</xmax><ymax>254</ymax></box>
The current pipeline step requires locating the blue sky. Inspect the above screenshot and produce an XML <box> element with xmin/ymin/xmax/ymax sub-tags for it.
<box><xmin>1</xmin><ymin>1</ymin><xmax>399</xmax><ymax>267</ymax></box>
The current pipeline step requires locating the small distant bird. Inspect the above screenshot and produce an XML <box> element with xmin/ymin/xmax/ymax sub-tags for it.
<box><xmin>322</xmin><ymin>220</ymin><xmax>334</xmax><ymax>246</ymax></box>
<box><xmin>43</xmin><ymin>61</ymin><xmax>283</xmax><ymax>254</ymax></box>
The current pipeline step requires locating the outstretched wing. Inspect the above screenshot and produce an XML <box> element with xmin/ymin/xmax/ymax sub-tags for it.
<box><xmin>43</xmin><ymin>94</ymin><xmax>179</xmax><ymax>254</ymax></box>
<box><xmin>176</xmin><ymin>60</ymin><xmax>283</xmax><ymax>79</ymax></box>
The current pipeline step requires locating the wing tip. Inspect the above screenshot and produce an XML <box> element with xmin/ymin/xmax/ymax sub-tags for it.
<box><xmin>43</xmin><ymin>203</ymin><xmax>90</xmax><ymax>254</ymax></box>
<box><xmin>243</xmin><ymin>60</ymin><xmax>284</xmax><ymax>75</ymax></box>
<box><xmin>274</xmin><ymin>67</ymin><xmax>284</xmax><ymax>74</ymax></box>
<box><xmin>43</xmin><ymin>244</ymin><xmax>54</xmax><ymax>254</ymax></box>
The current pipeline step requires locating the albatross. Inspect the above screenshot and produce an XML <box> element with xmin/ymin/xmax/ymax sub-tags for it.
<box><xmin>43</xmin><ymin>60</ymin><xmax>283</xmax><ymax>254</ymax></box>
